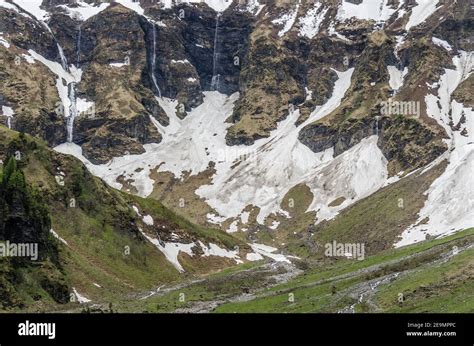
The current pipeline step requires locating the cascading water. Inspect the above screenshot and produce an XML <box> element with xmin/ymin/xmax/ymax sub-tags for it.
<box><xmin>76</xmin><ymin>25</ymin><xmax>82</xmax><ymax>66</ymax></box>
<box><xmin>57</xmin><ymin>40</ymin><xmax>79</xmax><ymax>143</ymax></box>
<box><xmin>57</xmin><ymin>43</ymin><xmax>69</xmax><ymax>71</ymax></box>
<box><xmin>150</xmin><ymin>23</ymin><xmax>162</xmax><ymax>98</ymax></box>
<box><xmin>67</xmin><ymin>82</ymin><xmax>77</xmax><ymax>143</ymax></box>
<box><xmin>210</xmin><ymin>13</ymin><xmax>221</xmax><ymax>91</ymax></box>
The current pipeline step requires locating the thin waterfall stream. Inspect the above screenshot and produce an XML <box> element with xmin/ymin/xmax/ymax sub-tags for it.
<box><xmin>150</xmin><ymin>23</ymin><xmax>162</xmax><ymax>98</ymax></box>
<box><xmin>210</xmin><ymin>13</ymin><xmax>221</xmax><ymax>91</ymax></box>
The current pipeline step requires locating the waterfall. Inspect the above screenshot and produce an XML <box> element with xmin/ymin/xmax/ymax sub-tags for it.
<box><xmin>57</xmin><ymin>43</ymin><xmax>69</xmax><ymax>71</ymax></box>
<box><xmin>375</xmin><ymin>116</ymin><xmax>380</xmax><ymax>136</ymax></box>
<box><xmin>210</xmin><ymin>13</ymin><xmax>221</xmax><ymax>91</ymax></box>
<box><xmin>7</xmin><ymin>117</ymin><xmax>11</xmax><ymax>129</ymax></box>
<box><xmin>76</xmin><ymin>25</ymin><xmax>82</xmax><ymax>66</ymax></box>
<box><xmin>150</xmin><ymin>24</ymin><xmax>162</xmax><ymax>98</ymax></box>
<box><xmin>56</xmin><ymin>38</ymin><xmax>79</xmax><ymax>143</ymax></box>
<box><xmin>67</xmin><ymin>82</ymin><xmax>77</xmax><ymax>143</ymax></box>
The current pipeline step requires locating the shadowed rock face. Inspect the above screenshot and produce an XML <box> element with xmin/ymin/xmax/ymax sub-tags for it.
<box><xmin>14</xmin><ymin>2</ymin><xmax>255</xmax><ymax>162</ymax></box>
<box><xmin>299</xmin><ymin>115</ymin><xmax>447</xmax><ymax>174</ymax></box>
<box><xmin>0</xmin><ymin>7</ymin><xmax>57</xmax><ymax>60</ymax></box>
<box><xmin>0</xmin><ymin>0</ymin><xmax>467</xmax><ymax>169</ymax></box>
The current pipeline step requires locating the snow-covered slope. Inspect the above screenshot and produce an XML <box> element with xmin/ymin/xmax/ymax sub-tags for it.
<box><xmin>396</xmin><ymin>52</ymin><xmax>474</xmax><ymax>247</ymax></box>
<box><xmin>405</xmin><ymin>0</ymin><xmax>440</xmax><ymax>31</ymax></box>
<box><xmin>336</xmin><ymin>0</ymin><xmax>398</xmax><ymax>23</ymax></box>
<box><xmin>56</xmin><ymin>67</ymin><xmax>393</xmax><ymax>231</ymax></box>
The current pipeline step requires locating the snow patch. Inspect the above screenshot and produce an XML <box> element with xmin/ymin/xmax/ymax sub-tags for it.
<box><xmin>432</xmin><ymin>37</ymin><xmax>452</xmax><ymax>51</ymax></box>
<box><xmin>226</xmin><ymin>220</ymin><xmax>239</xmax><ymax>233</ymax></box>
<box><xmin>272</xmin><ymin>1</ymin><xmax>300</xmax><ymax>37</ymax></box>
<box><xmin>243</xmin><ymin>0</ymin><xmax>265</xmax><ymax>16</ymax></box>
<box><xmin>2</xmin><ymin>106</ymin><xmax>14</xmax><ymax>129</ymax></box>
<box><xmin>58</xmin><ymin>1</ymin><xmax>110</xmax><ymax>21</ymax></box>
<box><xmin>337</xmin><ymin>0</ymin><xmax>397</xmax><ymax>23</ymax></box>
<box><xmin>248</xmin><ymin>243</ymin><xmax>291</xmax><ymax>263</ymax></box>
<box><xmin>269</xmin><ymin>220</ymin><xmax>280</xmax><ymax>230</ymax></box>
<box><xmin>396</xmin><ymin>51</ymin><xmax>474</xmax><ymax>247</ymax></box>
<box><xmin>143</xmin><ymin>215</ymin><xmax>154</xmax><ymax>226</ymax></box>
<box><xmin>50</xmin><ymin>229</ymin><xmax>68</xmax><ymax>246</ymax></box>
<box><xmin>21</xmin><ymin>54</ymin><xmax>35</xmax><ymax>64</ymax></box>
<box><xmin>159</xmin><ymin>0</ymin><xmax>233</xmax><ymax>13</ymax></box>
<box><xmin>114</xmin><ymin>0</ymin><xmax>144</xmax><ymax>15</ymax></box>
<box><xmin>198</xmin><ymin>241</ymin><xmax>241</xmax><ymax>263</ymax></box>
<box><xmin>405</xmin><ymin>0</ymin><xmax>441</xmax><ymax>31</ymax></box>
<box><xmin>298</xmin><ymin>2</ymin><xmax>328</xmax><ymax>39</ymax></box>
<box><xmin>140</xmin><ymin>230</ymin><xmax>194</xmax><ymax>273</ymax></box>
<box><xmin>240</xmin><ymin>211</ymin><xmax>250</xmax><ymax>224</ymax></box>
<box><xmin>387</xmin><ymin>65</ymin><xmax>408</xmax><ymax>92</ymax></box>
<box><xmin>11</xmin><ymin>0</ymin><xmax>49</xmax><ymax>20</ymax></box>
<box><xmin>109</xmin><ymin>61</ymin><xmax>129</xmax><ymax>68</ymax></box>
<box><xmin>0</xmin><ymin>36</ymin><xmax>10</xmax><ymax>48</ymax></box>
<box><xmin>139</xmin><ymin>229</ymin><xmax>242</xmax><ymax>272</ymax></box>
<box><xmin>72</xmin><ymin>288</ymin><xmax>91</xmax><ymax>303</ymax></box>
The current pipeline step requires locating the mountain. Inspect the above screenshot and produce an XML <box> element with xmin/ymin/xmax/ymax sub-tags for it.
<box><xmin>0</xmin><ymin>0</ymin><xmax>472</xmax><ymax>312</ymax></box>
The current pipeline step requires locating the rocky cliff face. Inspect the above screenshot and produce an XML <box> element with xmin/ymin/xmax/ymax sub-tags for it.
<box><xmin>0</xmin><ymin>0</ymin><xmax>472</xmax><ymax>251</ymax></box>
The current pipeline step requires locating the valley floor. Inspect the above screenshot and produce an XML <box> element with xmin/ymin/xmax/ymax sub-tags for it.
<box><xmin>44</xmin><ymin>228</ymin><xmax>474</xmax><ymax>313</ymax></box>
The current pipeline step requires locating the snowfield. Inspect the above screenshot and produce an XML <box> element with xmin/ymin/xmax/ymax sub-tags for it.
<box><xmin>336</xmin><ymin>0</ymin><xmax>398</xmax><ymax>23</ymax></box>
<box><xmin>272</xmin><ymin>1</ymin><xmax>300</xmax><ymax>38</ymax></box>
<box><xmin>405</xmin><ymin>0</ymin><xmax>441</xmax><ymax>31</ymax></box>
<box><xmin>298</xmin><ymin>2</ymin><xmax>329</xmax><ymax>39</ymax></box>
<box><xmin>56</xmin><ymin>67</ymin><xmax>393</xmax><ymax>232</ymax></box>
<box><xmin>396</xmin><ymin>51</ymin><xmax>474</xmax><ymax>247</ymax></box>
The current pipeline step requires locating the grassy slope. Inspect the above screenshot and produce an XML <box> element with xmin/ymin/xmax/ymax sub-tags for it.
<box><xmin>213</xmin><ymin>229</ymin><xmax>474</xmax><ymax>312</ymax></box>
<box><xmin>0</xmin><ymin>127</ymin><xmax>245</xmax><ymax>311</ymax></box>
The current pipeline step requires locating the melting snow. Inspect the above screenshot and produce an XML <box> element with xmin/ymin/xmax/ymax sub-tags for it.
<box><xmin>21</xmin><ymin>54</ymin><xmax>35</xmax><ymax>64</ymax></box>
<box><xmin>269</xmin><ymin>220</ymin><xmax>280</xmax><ymax>230</ymax></box>
<box><xmin>226</xmin><ymin>220</ymin><xmax>239</xmax><ymax>233</ymax></box>
<box><xmin>387</xmin><ymin>65</ymin><xmax>408</xmax><ymax>92</ymax></box>
<box><xmin>336</xmin><ymin>0</ymin><xmax>397</xmax><ymax>23</ymax></box>
<box><xmin>298</xmin><ymin>2</ymin><xmax>328</xmax><ymax>39</ymax></box>
<box><xmin>432</xmin><ymin>37</ymin><xmax>452</xmax><ymax>51</ymax></box>
<box><xmin>305</xmin><ymin>136</ymin><xmax>388</xmax><ymax>221</ymax></box>
<box><xmin>140</xmin><ymin>230</ymin><xmax>194</xmax><ymax>272</ymax></box>
<box><xmin>11</xmin><ymin>0</ymin><xmax>49</xmax><ymax>20</ymax></box>
<box><xmin>143</xmin><ymin>215</ymin><xmax>154</xmax><ymax>226</ymax></box>
<box><xmin>246</xmin><ymin>252</ymin><xmax>264</xmax><ymax>261</ymax></box>
<box><xmin>139</xmin><ymin>229</ymin><xmax>242</xmax><ymax>272</ymax></box>
<box><xmin>159</xmin><ymin>0</ymin><xmax>233</xmax><ymax>13</ymax></box>
<box><xmin>396</xmin><ymin>51</ymin><xmax>474</xmax><ymax>247</ymax></box>
<box><xmin>50</xmin><ymin>229</ymin><xmax>68</xmax><ymax>246</ymax></box>
<box><xmin>207</xmin><ymin>213</ymin><xmax>227</xmax><ymax>225</ymax></box>
<box><xmin>114</xmin><ymin>0</ymin><xmax>144</xmax><ymax>15</ymax></box>
<box><xmin>132</xmin><ymin>205</ymin><xmax>141</xmax><ymax>216</ymax></box>
<box><xmin>198</xmin><ymin>241</ymin><xmax>241</xmax><ymax>263</ymax></box>
<box><xmin>109</xmin><ymin>61</ymin><xmax>129</xmax><ymax>68</ymax></box>
<box><xmin>1</xmin><ymin>106</ymin><xmax>14</xmax><ymax>129</ymax></box>
<box><xmin>0</xmin><ymin>1</ymin><xmax>19</xmax><ymax>12</ymax></box>
<box><xmin>405</xmin><ymin>0</ymin><xmax>441</xmax><ymax>31</ymax></box>
<box><xmin>272</xmin><ymin>1</ymin><xmax>300</xmax><ymax>37</ymax></box>
<box><xmin>72</xmin><ymin>288</ymin><xmax>91</xmax><ymax>303</ymax></box>
<box><xmin>243</xmin><ymin>0</ymin><xmax>265</xmax><ymax>16</ymax></box>
<box><xmin>27</xmin><ymin>49</ymin><xmax>84</xmax><ymax>123</ymax></box>
<box><xmin>58</xmin><ymin>1</ymin><xmax>110</xmax><ymax>21</ymax></box>
<box><xmin>0</xmin><ymin>36</ymin><xmax>10</xmax><ymax>48</ymax></box>
<box><xmin>240</xmin><ymin>211</ymin><xmax>250</xmax><ymax>224</ymax></box>
<box><xmin>55</xmin><ymin>65</ymin><xmax>394</xmax><ymax>231</ymax></box>
<box><xmin>247</xmin><ymin>243</ymin><xmax>291</xmax><ymax>263</ymax></box>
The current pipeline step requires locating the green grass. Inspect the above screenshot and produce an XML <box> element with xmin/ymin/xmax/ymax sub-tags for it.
<box><xmin>375</xmin><ymin>248</ymin><xmax>474</xmax><ymax>312</ymax></box>
<box><xmin>0</xmin><ymin>128</ymin><xmax>247</xmax><ymax>311</ymax></box>
<box><xmin>211</xmin><ymin>229</ymin><xmax>474</xmax><ymax>313</ymax></box>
